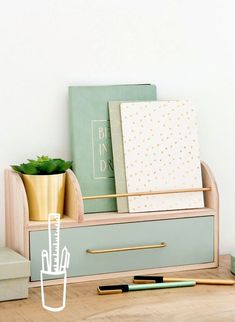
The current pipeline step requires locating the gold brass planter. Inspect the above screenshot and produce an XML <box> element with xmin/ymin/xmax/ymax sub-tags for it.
<box><xmin>22</xmin><ymin>173</ymin><xmax>66</xmax><ymax>221</ymax></box>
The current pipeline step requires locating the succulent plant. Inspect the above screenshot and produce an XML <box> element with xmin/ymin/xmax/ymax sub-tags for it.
<box><xmin>11</xmin><ymin>156</ymin><xmax>72</xmax><ymax>175</ymax></box>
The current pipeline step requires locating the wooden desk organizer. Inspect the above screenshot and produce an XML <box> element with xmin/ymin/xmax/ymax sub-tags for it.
<box><xmin>5</xmin><ymin>161</ymin><xmax>219</xmax><ymax>287</ymax></box>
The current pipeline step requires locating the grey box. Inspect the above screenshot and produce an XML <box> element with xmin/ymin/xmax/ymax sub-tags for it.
<box><xmin>0</xmin><ymin>247</ymin><xmax>30</xmax><ymax>301</ymax></box>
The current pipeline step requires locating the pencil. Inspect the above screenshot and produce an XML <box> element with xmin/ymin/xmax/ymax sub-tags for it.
<box><xmin>133</xmin><ymin>275</ymin><xmax>235</xmax><ymax>285</ymax></box>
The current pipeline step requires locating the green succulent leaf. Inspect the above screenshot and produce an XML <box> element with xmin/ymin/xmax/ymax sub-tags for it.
<box><xmin>38</xmin><ymin>159</ymin><xmax>59</xmax><ymax>174</ymax></box>
<box><xmin>11</xmin><ymin>156</ymin><xmax>72</xmax><ymax>175</ymax></box>
<box><xmin>57</xmin><ymin>160</ymin><xmax>72</xmax><ymax>173</ymax></box>
<box><xmin>19</xmin><ymin>163</ymin><xmax>39</xmax><ymax>175</ymax></box>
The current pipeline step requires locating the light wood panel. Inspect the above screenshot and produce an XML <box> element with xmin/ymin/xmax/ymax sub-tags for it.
<box><xmin>27</xmin><ymin>207</ymin><xmax>216</xmax><ymax>231</ymax></box>
<box><xmin>201</xmin><ymin>161</ymin><xmax>219</xmax><ymax>211</ymax></box>
<box><xmin>64</xmin><ymin>169</ymin><xmax>84</xmax><ymax>222</ymax></box>
<box><xmin>201</xmin><ymin>161</ymin><xmax>219</xmax><ymax>266</ymax></box>
<box><xmin>0</xmin><ymin>255</ymin><xmax>234</xmax><ymax>322</ymax></box>
<box><xmin>4</xmin><ymin>169</ymin><xmax>28</xmax><ymax>257</ymax></box>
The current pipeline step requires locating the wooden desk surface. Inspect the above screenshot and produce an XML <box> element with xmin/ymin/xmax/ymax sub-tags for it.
<box><xmin>1</xmin><ymin>255</ymin><xmax>235</xmax><ymax>322</ymax></box>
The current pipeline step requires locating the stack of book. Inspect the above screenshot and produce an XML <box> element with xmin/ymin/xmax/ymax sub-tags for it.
<box><xmin>69</xmin><ymin>84</ymin><xmax>204</xmax><ymax>214</ymax></box>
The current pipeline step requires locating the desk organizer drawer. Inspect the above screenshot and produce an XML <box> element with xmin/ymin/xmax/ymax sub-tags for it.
<box><xmin>29</xmin><ymin>216</ymin><xmax>214</xmax><ymax>281</ymax></box>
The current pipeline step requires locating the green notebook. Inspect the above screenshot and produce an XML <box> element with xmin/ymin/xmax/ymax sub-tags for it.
<box><xmin>69</xmin><ymin>84</ymin><xmax>157</xmax><ymax>213</ymax></box>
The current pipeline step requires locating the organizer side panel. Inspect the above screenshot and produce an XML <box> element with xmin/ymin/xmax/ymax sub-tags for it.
<box><xmin>201</xmin><ymin>161</ymin><xmax>219</xmax><ymax>265</ymax></box>
<box><xmin>64</xmin><ymin>169</ymin><xmax>84</xmax><ymax>222</ymax></box>
<box><xmin>5</xmin><ymin>170</ymin><xmax>28</xmax><ymax>257</ymax></box>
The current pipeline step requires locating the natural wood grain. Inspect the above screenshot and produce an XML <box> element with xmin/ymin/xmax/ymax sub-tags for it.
<box><xmin>201</xmin><ymin>161</ymin><xmax>219</xmax><ymax>210</ymax></box>
<box><xmin>0</xmin><ymin>255</ymin><xmax>234</xmax><ymax>322</ymax></box>
<box><xmin>201</xmin><ymin>161</ymin><xmax>219</xmax><ymax>266</ymax></box>
<box><xmin>4</xmin><ymin>169</ymin><xmax>29</xmax><ymax>257</ymax></box>
<box><xmin>81</xmin><ymin>207</ymin><xmax>215</xmax><ymax>226</ymax></box>
<box><xmin>27</xmin><ymin>207</ymin><xmax>216</xmax><ymax>230</ymax></box>
<box><xmin>64</xmin><ymin>169</ymin><xmax>84</xmax><ymax>223</ymax></box>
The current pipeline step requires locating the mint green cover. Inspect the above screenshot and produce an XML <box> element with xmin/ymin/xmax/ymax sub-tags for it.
<box><xmin>69</xmin><ymin>85</ymin><xmax>156</xmax><ymax>213</ymax></box>
<box><xmin>30</xmin><ymin>216</ymin><xmax>214</xmax><ymax>281</ymax></box>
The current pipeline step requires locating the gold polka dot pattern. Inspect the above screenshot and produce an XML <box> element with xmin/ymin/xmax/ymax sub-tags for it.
<box><xmin>120</xmin><ymin>100</ymin><xmax>204</xmax><ymax>213</ymax></box>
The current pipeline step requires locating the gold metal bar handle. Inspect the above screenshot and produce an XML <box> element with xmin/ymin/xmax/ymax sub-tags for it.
<box><xmin>82</xmin><ymin>187</ymin><xmax>211</xmax><ymax>200</ymax></box>
<box><xmin>86</xmin><ymin>242</ymin><xmax>167</xmax><ymax>254</ymax></box>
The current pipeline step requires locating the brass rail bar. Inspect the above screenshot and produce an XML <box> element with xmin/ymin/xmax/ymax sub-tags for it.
<box><xmin>82</xmin><ymin>187</ymin><xmax>211</xmax><ymax>200</ymax></box>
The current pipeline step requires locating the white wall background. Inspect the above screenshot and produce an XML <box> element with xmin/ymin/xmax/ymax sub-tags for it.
<box><xmin>0</xmin><ymin>0</ymin><xmax>235</xmax><ymax>253</ymax></box>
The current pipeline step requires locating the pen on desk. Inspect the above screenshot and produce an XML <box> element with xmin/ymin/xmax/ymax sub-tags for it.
<box><xmin>97</xmin><ymin>280</ymin><xmax>196</xmax><ymax>295</ymax></box>
<box><xmin>133</xmin><ymin>275</ymin><xmax>235</xmax><ymax>285</ymax></box>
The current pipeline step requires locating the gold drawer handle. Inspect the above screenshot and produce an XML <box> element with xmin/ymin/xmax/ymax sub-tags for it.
<box><xmin>86</xmin><ymin>242</ymin><xmax>167</xmax><ymax>254</ymax></box>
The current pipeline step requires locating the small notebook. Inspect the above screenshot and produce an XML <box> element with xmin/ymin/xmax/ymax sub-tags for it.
<box><xmin>120</xmin><ymin>100</ymin><xmax>204</xmax><ymax>213</ymax></box>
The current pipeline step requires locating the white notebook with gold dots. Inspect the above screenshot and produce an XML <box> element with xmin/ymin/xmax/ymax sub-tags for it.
<box><xmin>120</xmin><ymin>100</ymin><xmax>204</xmax><ymax>212</ymax></box>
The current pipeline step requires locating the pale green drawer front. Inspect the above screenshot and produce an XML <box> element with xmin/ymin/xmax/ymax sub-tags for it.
<box><xmin>30</xmin><ymin>216</ymin><xmax>214</xmax><ymax>281</ymax></box>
